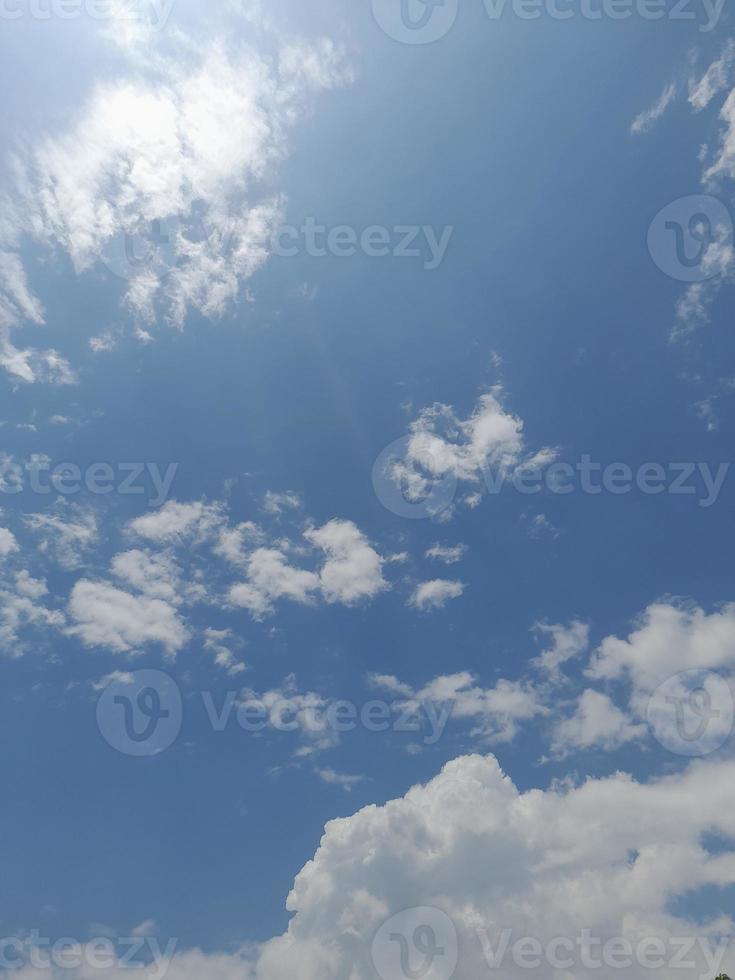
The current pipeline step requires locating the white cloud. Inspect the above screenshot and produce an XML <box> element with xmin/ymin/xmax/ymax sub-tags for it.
<box><xmin>425</xmin><ymin>542</ymin><xmax>467</xmax><ymax>565</ymax></box>
<box><xmin>631</xmin><ymin>82</ymin><xmax>677</xmax><ymax>135</ymax></box>
<box><xmin>3</xmin><ymin>26</ymin><xmax>351</xmax><ymax>355</ymax></box>
<box><xmin>263</xmin><ymin>491</ymin><xmax>302</xmax><ymax>516</ymax></box>
<box><xmin>128</xmin><ymin>500</ymin><xmax>224</xmax><ymax>544</ymax></box>
<box><xmin>111</xmin><ymin>548</ymin><xmax>186</xmax><ymax>604</ymax></box>
<box><xmin>316</xmin><ymin>769</ymin><xmax>365</xmax><ymax>792</ymax></box>
<box><xmin>0</xmin><ymin>572</ymin><xmax>64</xmax><ymax>657</ymax></box>
<box><xmin>306</xmin><ymin>520</ymin><xmax>387</xmax><ymax>606</ymax></box>
<box><xmin>66</xmin><ymin>580</ymin><xmax>190</xmax><ymax>656</ymax></box>
<box><xmin>550</xmin><ymin>689</ymin><xmax>647</xmax><ymax>757</ymax></box>
<box><xmin>409</xmin><ymin>579</ymin><xmax>464</xmax><ymax>611</ymax></box>
<box><xmin>532</xmin><ymin>619</ymin><xmax>589</xmax><ymax>681</ymax></box>
<box><xmin>249</xmin><ymin>754</ymin><xmax>735</xmax><ymax>980</ymax></box>
<box><xmin>388</xmin><ymin>389</ymin><xmax>555</xmax><ymax>517</ymax></box>
<box><xmin>690</xmin><ymin>41</ymin><xmax>735</xmax><ymax>111</ymax></box>
<box><xmin>229</xmin><ymin>548</ymin><xmax>320</xmax><ymax>619</ymax></box>
<box><xmin>0</xmin><ymin>527</ymin><xmax>18</xmax><ymax>557</ymax></box>
<box><xmin>587</xmin><ymin>600</ymin><xmax>735</xmax><ymax>700</ymax></box>
<box><xmin>373</xmin><ymin>671</ymin><xmax>546</xmax><ymax>744</ymax></box>
<box><xmin>204</xmin><ymin>627</ymin><xmax>246</xmax><ymax>676</ymax></box>
<box><xmin>406</xmin><ymin>390</ymin><xmax>525</xmax><ymax>483</ymax></box>
<box><xmin>23</xmin><ymin>503</ymin><xmax>98</xmax><ymax>570</ymax></box>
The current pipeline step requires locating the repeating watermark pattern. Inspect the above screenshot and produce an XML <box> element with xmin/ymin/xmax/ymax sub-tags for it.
<box><xmin>0</xmin><ymin>0</ymin><xmax>176</xmax><ymax>28</ymax></box>
<box><xmin>373</xmin><ymin>442</ymin><xmax>731</xmax><ymax>520</ymax></box>
<box><xmin>372</xmin><ymin>907</ymin><xmax>459</xmax><ymax>980</ymax></box>
<box><xmin>96</xmin><ymin>670</ymin><xmax>454</xmax><ymax>757</ymax></box>
<box><xmin>372</xmin><ymin>910</ymin><xmax>729</xmax><ymax>980</ymax></box>
<box><xmin>0</xmin><ymin>459</ymin><xmax>178</xmax><ymax>506</ymax></box>
<box><xmin>648</xmin><ymin>195</ymin><xmax>734</xmax><ymax>283</ymax></box>
<box><xmin>101</xmin><ymin>216</ymin><xmax>454</xmax><ymax>281</ymax></box>
<box><xmin>0</xmin><ymin>931</ymin><xmax>177</xmax><ymax>979</ymax></box>
<box><xmin>647</xmin><ymin>669</ymin><xmax>735</xmax><ymax>757</ymax></box>
<box><xmin>371</xmin><ymin>0</ymin><xmax>724</xmax><ymax>44</ymax></box>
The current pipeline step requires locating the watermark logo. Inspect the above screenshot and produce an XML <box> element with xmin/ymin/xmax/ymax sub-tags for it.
<box><xmin>372</xmin><ymin>436</ymin><xmax>457</xmax><ymax>520</ymax></box>
<box><xmin>372</xmin><ymin>908</ymin><xmax>458</xmax><ymax>980</ymax></box>
<box><xmin>97</xmin><ymin>670</ymin><xmax>183</xmax><ymax>757</ymax></box>
<box><xmin>647</xmin><ymin>669</ymin><xmax>734</xmax><ymax>757</ymax></box>
<box><xmin>371</xmin><ymin>0</ymin><xmax>459</xmax><ymax>43</ymax></box>
<box><xmin>647</xmin><ymin>195</ymin><xmax>733</xmax><ymax>283</ymax></box>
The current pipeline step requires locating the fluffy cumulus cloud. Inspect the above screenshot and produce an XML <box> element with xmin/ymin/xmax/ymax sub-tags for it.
<box><xmin>0</xmin><ymin>13</ymin><xmax>351</xmax><ymax>380</ymax></box>
<box><xmin>306</xmin><ymin>520</ymin><xmax>387</xmax><ymax>606</ymax></box>
<box><xmin>66</xmin><ymin>580</ymin><xmax>190</xmax><ymax>655</ymax></box>
<box><xmin>250</xmin><ymin>754</ymin><xmax>735</xmax><ymax>980</ymax></box>
<box><xmin>587</xmin><ymin>600</ymin><xmax>735</xmax><ymax>702</ymax></box>
<box><xmin>384</xmin><ymin>388</ymin><xmax>555</xmax><ymax>518</ymax></box>
<box><xmin>549</xmin><ymin>689</ymin><xmax>647</xmax><ymax>757</ymax></box>
<box><xmin>231</xmin><ymin>520</ymin><xmax>387</xmax><ymax>618</ymax></box>
<box><xmin>409</xmin><ymin>578</ymin><xmax>464</xmax><ymax>611</ymax></box>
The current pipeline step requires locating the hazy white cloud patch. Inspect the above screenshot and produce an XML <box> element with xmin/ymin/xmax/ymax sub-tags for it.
<box><xmin>425</xmin><ymin>542</ymin><xmax>467</xmax><ymax>565</ymax></box>
<box><xmin>690</xmin><ymin>41</ymin><xmax>735</xmax><ymax>110</ymax></box>
<box><xmin>0</xmin><ymin>13</ymin><xmax>352</xmax><ymax>379</ymax></box>
<box><xmin>631</xmin><ymin>82</ymin><xmax>677</xmax><ymax>135</ymax></box>
<box><xmin>23</xmin><ymin>502</ymin><xmax>99</xmax><ymax>570</ymax></box>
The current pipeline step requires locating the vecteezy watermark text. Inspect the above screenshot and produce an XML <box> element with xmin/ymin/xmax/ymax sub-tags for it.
<box><xmin>373</xmin><ymin>440</ymin><xmax>731</xmax><ymax>520</ymax></box>
<box><xmin>372</xmin><ymin>909</ymin><xmax>729</xmax><ymax>980</ymax></box>
<box><xmin>371</xmin><ymin>0</ymin><xmax>723</xmax><ymax>45</ymax></box>
<box><xmin>96</xmin><ymin>670</ymin><xmax>454</xmax><ymax>756</ymax></box>
<box><xmin>102</xmin><ymin>216</ymin><xmax>455</xmax><ymax>280</ymax></box>
<box><xmin>0</xmin><ymin>0</ymin><xmax>175</xmax><ymax>30</ymax></box>
<box><xmin>0</xmin><ymin>458</ymin><xmax>178</xmax><ymax>507</ymax></box>
<box><xmin>0</xmin><ymin>931</ymin><xmax>177</xmax><ymax>979</ymax></box>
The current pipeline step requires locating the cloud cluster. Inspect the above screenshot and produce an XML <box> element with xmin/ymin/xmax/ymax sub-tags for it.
<box><xmin>0</xmin><ymin>12</ymin><xmax>352</xmax><ymax>380</ymax></box>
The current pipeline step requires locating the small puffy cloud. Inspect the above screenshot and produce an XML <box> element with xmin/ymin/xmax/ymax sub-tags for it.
<box><xmin>387</xmin><ymin>389</ymin><xmax>555</xmax><ymax>518</ymax></box>
<box><xmin>263</xmin><ymin>491</ymin><xmax>302</xmax><ymax>515</ymax></box>
<box><xmin>203</xmin><ymin>627</ymin><xmax>246</xmax><ymax>676</ymax></box>
<box><xmin>409</xmin><ymin>579</ymin><xmax>464</xmax><ymax>611</ymax></box>
<box><xmin>229</xmin><ymin>548</ymin><xmax>320</xmax><ymax>619</ymax></box>
<box><xmin>66</xmin><ymin>580</ymin><xmax>190</xmax><ymax>656</ymax></box>
<box><xmin>0</xmin><ymin>572</ymin><xmax>64</xmax><ymax>657</ymax></box>
<box><xmin>550</xmin><ymin>689</ymin><xmax>647</xmax><ymax>757</ymax></box>
<box><xmin>128</xmin><ymin>500</ymin><xmax>224</xmax><ymax>544</ymax></box>
<box><xmin>405</xmin><ymin>390</ymin><xmax>525</xmax><ymax>483</ymax></box>
<box><xmin>316</xmin><ymin>769</ymin><xmax>365</xmax><ymax>792</ymax></box>
<box><xmin>306</xmin><ymin>520</ymin><xmax>387</xmax><ymax>606</ymax></box>
<box><xmin>0</xmin><ymin>527</ymin><xmax>18</xmax><ymax>557</ymax></box>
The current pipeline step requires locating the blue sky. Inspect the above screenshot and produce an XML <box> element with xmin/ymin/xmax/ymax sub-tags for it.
<box><xmin>1</xmin><ymin>2</ymin><xmax>735</xmax><ymax>979</ymax></box>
